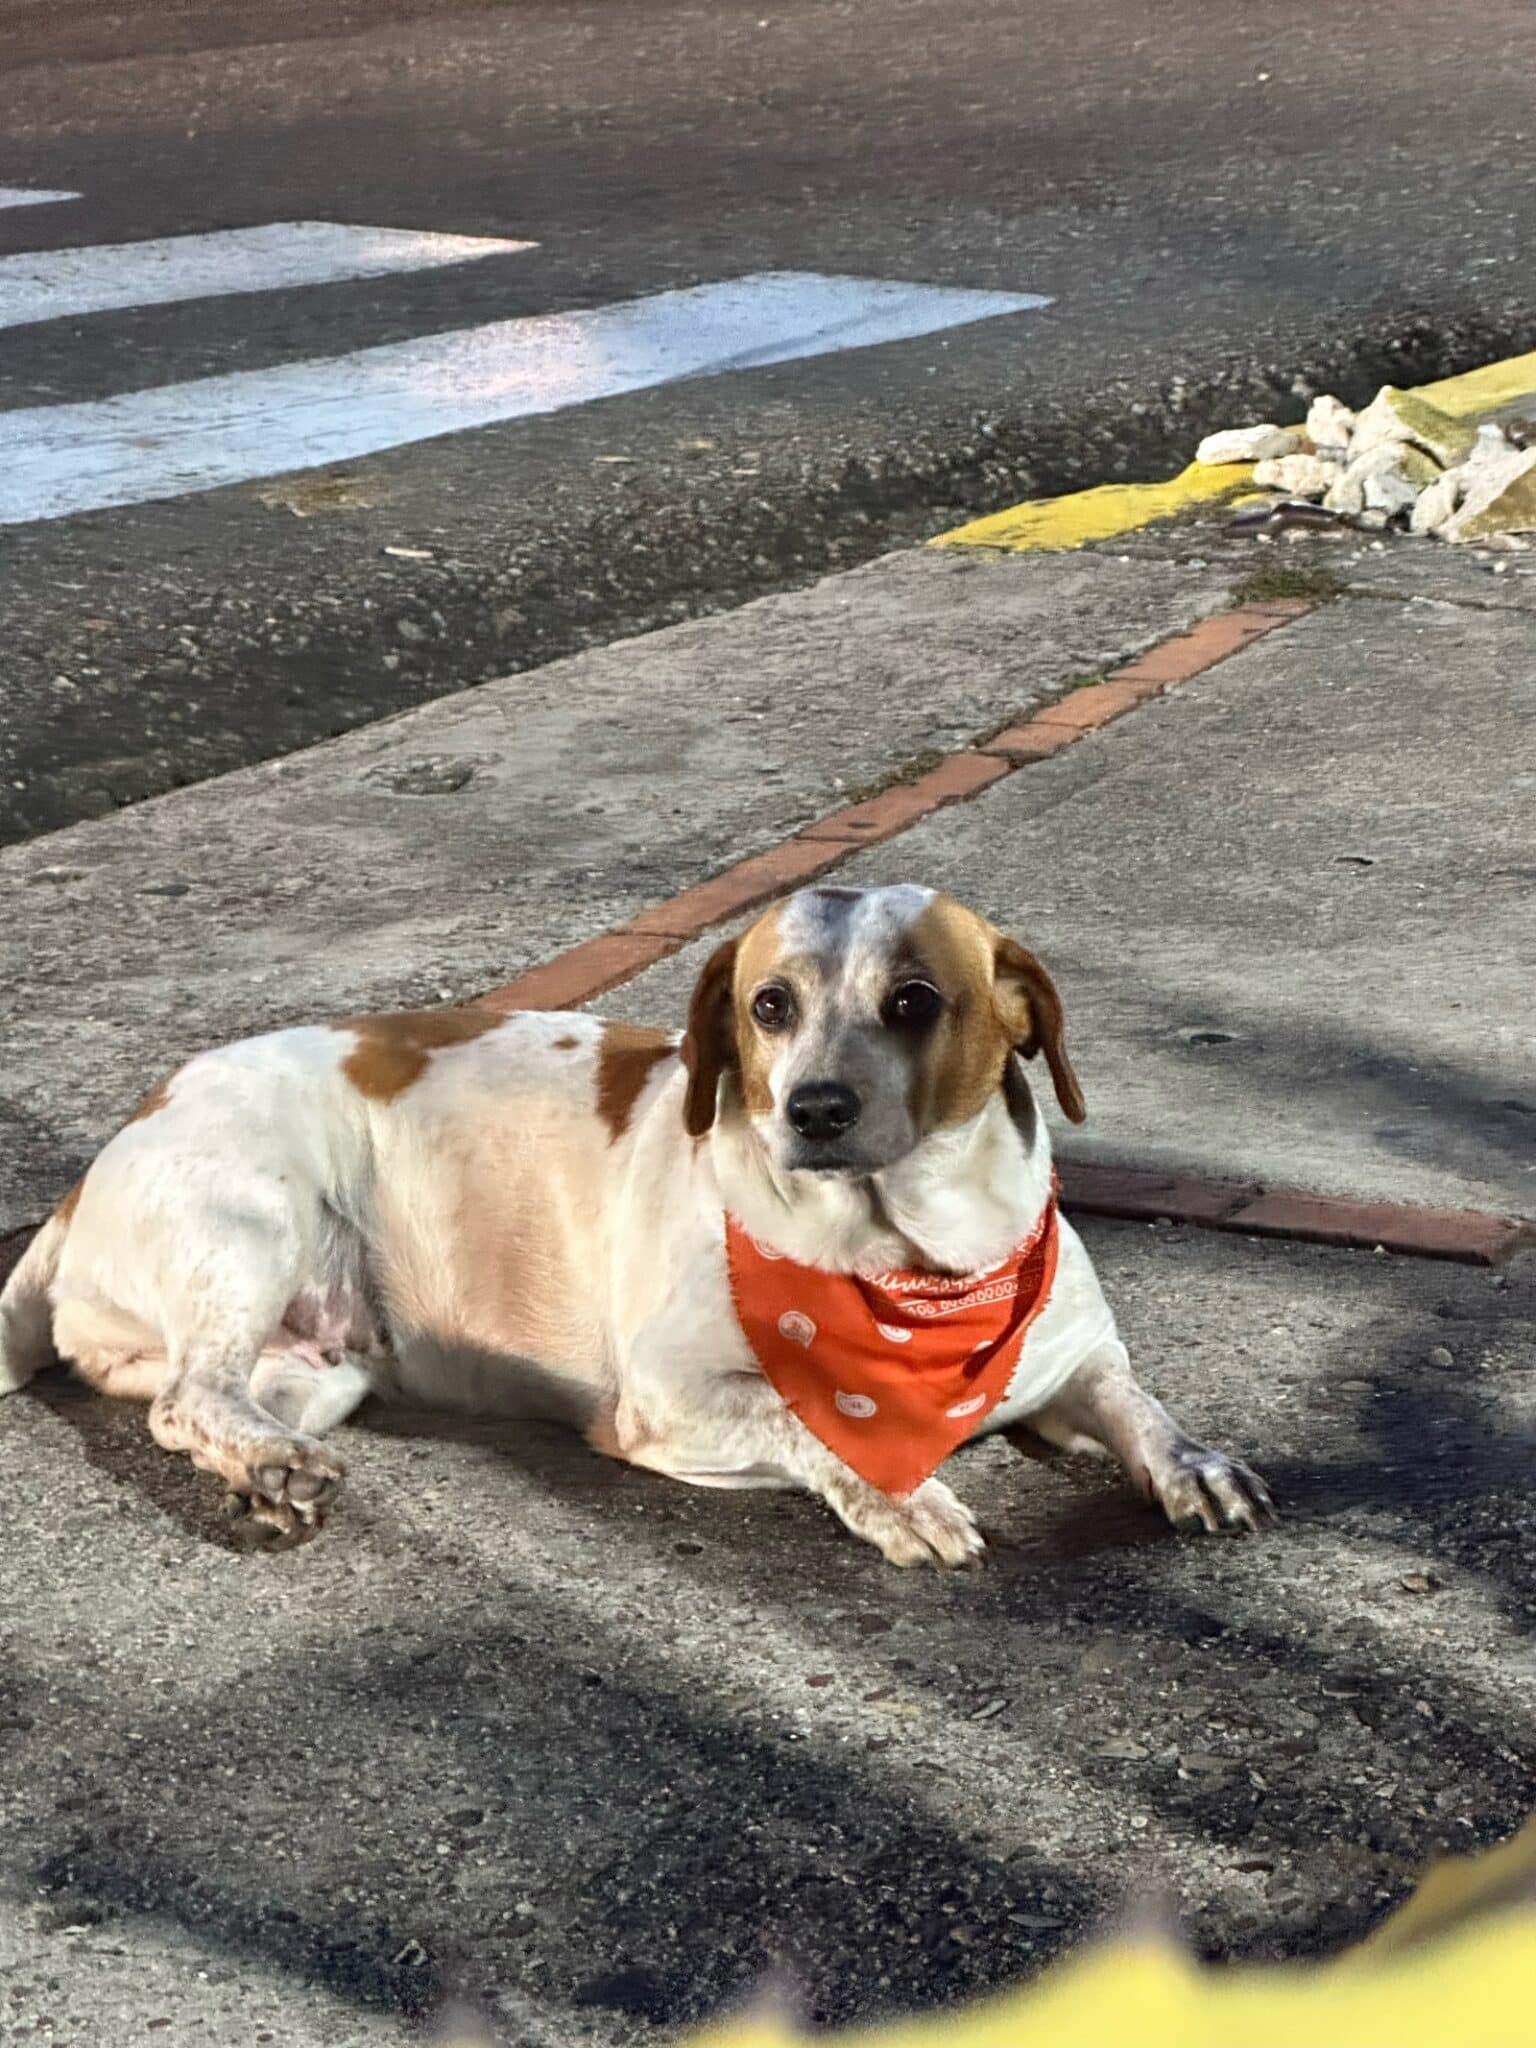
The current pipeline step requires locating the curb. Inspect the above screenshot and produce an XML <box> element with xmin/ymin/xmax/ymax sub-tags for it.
<box><xmin>467</xmin><ymin>592</ymin><xmax>1531</xmax><ymax>1270</ymax></box>
<box><xmin>932</xmin><ymin>345</ymin><xmax>1536</xmax><ymax>555</ymax></box>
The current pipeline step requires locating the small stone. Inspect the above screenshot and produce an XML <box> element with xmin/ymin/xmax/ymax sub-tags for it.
<box><xmin>1351</xmin><ymin>387</ymin><xmax>1478</xmax><ymax>468</ymax></box>
<box><xmin>1470</xmin><ymin>421</ymin><xmax>1513</xmax><ymax>464</ymax></box>
<box><xmin>1251</xmin><ymin>453</ymin><xmax>1336</xmax><ymax>497</ymax></box>
<box><xmin>1411</xmin><ymin>470</ymin><xmax>1463</xmax><ymax>535</ymax></box>
<box><xmin>1443</xmin><ymin>447</ymin><xmax>1536</xmax><ymax>543</ymax></box>
<box><xmin>805</xmin><ymin>1672</ymin><xmax>836</xmax><ymax>1688</ymax></box>
<box><xmin>1093</xmin><ymin>1736</ymin><xmax>1149</xmax><ymax>1760</ymax></box>
<box><xmin>1306</xmin><ymin>394</ymin><xmax>1357</xmax><ymax>449</ymax></box>
<box><xmin>1426</xmin><ymin>1344</ymin><xmax>1456</xmax><ymax>1369</ymax></box>
<box><xmin>1399</xmin><ymin>1571</ymin><xmax>1444</xmax><ymax>1595</ymax></box>
<box><xmin>1323</xmin><ymin>470</ymin><xmax>1367</xmax><ymax>516</ymax></box>
<box><xmin>374</xmin><ymin>758</ymin><xmax>475</xmax><ymax>796</ymax></box>
<box><xmin>1196</xmin><ymin>424</ymin><xmax>1302</xmax><ymax>466</ymax></box>
<box><xmin>1363</xmin><ymin>468</ymin><xmax>1422</xmax><ymax>518</ymax></box>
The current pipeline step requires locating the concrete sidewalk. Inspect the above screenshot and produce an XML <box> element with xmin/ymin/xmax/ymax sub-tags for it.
<box><xmin>1</xmin><ymin>504</ymin><xmax>1533</xmax><ymax>2046</ymax></box>
<box><xmin>2</xmin><ymin>522</ymin><xmax>1532</xmax><ymax>1234</ymax></box>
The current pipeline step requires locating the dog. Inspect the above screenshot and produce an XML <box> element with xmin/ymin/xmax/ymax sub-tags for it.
<box><xmin>0</xmin><ymin>884</ymin><xmax>1272</xmax><ymax>1563</ymax></box>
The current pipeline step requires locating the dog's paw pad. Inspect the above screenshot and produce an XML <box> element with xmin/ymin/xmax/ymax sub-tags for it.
<box><xmin>240</xmin><ymin>1440</ymin><xmax>345</xmax><ymax>1538</ymax></box>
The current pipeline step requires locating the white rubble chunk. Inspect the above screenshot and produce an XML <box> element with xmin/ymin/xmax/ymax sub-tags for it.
<box><xmin>1251</xmin><ymin>453</ymin><xmax>1336</xmax><ymax>497</ymax></box>
<box><xmin>1350</xmin><ymin>386</ymin><xmax>1478</xmax><ymax>467</ymax></box>
<box><xmin>1305</xmin><ymin>395</ymin><xmax>1357</xmax><ymax>450</ymax></box>
<box><xmin>1410</xmin><ymin>469</ymin><xmax>1463</xmax><ymax>535</ymax></box>
<box><xmin>1323</xmin><ymin>440</ymin><xmax>1436</xmax><ymax>519</ymax></box>
<box><xmin>1468</xmin><ymin>421</ymin><xmax>1514</xmax><ymax>466</ymax></box>
<box><xmin>1323</xmin><ymin>470</ymin><xmax>1367</xmax><ymax>516</ymax></box>
<box><xmin>1195</xmin><ymin>424</ymin><xmax>1302</xmax><ymax>466</ymax></box>
<box><xmin>1362</xmin><ymin>467</ymin><xmax>1421</xmax><ymax>517</ymax></box>
<box><xmin>1441</xmin><ymin>446</ymin><xmax>1536</xmax><ymax>543</ymax></box>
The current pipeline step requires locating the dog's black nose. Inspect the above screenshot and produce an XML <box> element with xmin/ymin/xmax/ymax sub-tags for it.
<box><xmin>786</xmin><ymin>1081</ymin><xmax>862</xmax><ymax>1142</ymax></box>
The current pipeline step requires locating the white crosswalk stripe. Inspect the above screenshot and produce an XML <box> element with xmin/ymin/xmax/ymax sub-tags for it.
<box><xmin>0</xmin><ymin>198</ymin><xmax>1050</xmax><ymax>526</ymax></box>
<box><xmin>0</xmin><ymin>270</ymin><xmax>1048</xmax><ymax>526</ymax></box>
<box><xmin>0</xmin><ymin>187</ymin><xmax>81</xmax><ymax>212</ymax></box>
<box><xmin>0</xmin><ymin>221</ymin><xmax>533</xmax><ymax>331</ymax></box>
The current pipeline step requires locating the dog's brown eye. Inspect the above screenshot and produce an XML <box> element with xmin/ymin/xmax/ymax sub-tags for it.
<box><xmin>886</xmin><ymin>980</ymin><xmax>943</xmax><ymax>1029</ymax></box>
<box><xmin>751</xmin><ymin>984</ymin><xmax>794</xmax><ymax>1031</ymax></box>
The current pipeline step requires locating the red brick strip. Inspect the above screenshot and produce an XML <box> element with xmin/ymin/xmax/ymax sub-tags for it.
<box><xmin>474</xmin><ymin>932</ymin><xmax>680</xmax><ymax>1015</ymax></box>
<box><xmin>480</xmin><ymin>600</ymin><xmax>1307</xmax><ymax>1011</ymax></box>
<box><xmin>457</xmin><ymin>593</ymin><xmax>1536</xmax><ymax>1267</ymax></box>
<box><xmin>1061</xmin><ymin>1163</ymin><xmax>1533</xmax><ymax>1268</ymax></box>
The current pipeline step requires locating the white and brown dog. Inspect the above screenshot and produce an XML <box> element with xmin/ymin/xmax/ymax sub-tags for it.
<box><xmin>0</xmin><ymin>885</ymin><xmax>1271</xmax><ymax>1563</ymax></box>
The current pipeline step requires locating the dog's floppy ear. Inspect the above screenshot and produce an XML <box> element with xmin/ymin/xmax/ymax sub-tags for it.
<box><xmin>992</xmin><ymin>936</ymin><xmax>1086</xmax><ymax>1124</ymax></box>
<box><xmin>680</xmin><ymin>938</ymin><xmax>741</xmax><ymax>1137</ymax></box>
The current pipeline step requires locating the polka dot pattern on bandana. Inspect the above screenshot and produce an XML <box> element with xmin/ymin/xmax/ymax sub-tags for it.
<box><xmin>724</xmin><ymin>1190</ymin><xmax>1061</xmax><ymax>1496</ymax></box>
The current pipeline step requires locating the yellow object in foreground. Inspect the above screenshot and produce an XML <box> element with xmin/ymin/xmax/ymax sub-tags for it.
<box><xmin>688</xmin><ymin>1815</ymin><xmax>1536</xmax><ymax>2048</ymax></box>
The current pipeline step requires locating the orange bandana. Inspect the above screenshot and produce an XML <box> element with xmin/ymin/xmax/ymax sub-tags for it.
<box><xmin>724</xmin><ymin>1196</ymin><xmax>1060</xmax><ymax>1496</ymax></box>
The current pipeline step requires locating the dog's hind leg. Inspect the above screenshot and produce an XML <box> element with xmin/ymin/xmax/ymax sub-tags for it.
<box><xmin>0</xmin><ymin>1209</ymin><xmax>69</xmax><ymax>1394</ymax></box>
<box><xmin>151</xmin><ymin>1335</ymin><xmax>347</xmax><ymax>1542</ymax></box>
<box><xmin>249</xmin><ymin>1348</ymin><xmax>376</xmax><ymax>1437</ymax></box>
<box><xmin>145</xmin><ymin>1212</ymin><xmax>348</xmax><ymax>1542</ymax></box>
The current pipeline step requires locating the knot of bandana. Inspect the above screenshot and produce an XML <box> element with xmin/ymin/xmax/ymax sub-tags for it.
<box><xmin>725</xmin><ymin>1194</ymin><xmax>1060</xmax><ymax>1495</ymax></box>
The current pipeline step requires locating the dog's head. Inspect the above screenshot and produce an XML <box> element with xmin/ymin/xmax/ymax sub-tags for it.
<box><xmin>679</xmin><ymin>884</ymin><xmax>1085</xmax><ymax>1175</ymax></box>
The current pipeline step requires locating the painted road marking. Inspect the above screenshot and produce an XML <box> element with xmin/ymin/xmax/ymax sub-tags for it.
<box><xmin>0</xmin><ymin>271</ymin><xmax>1048</xmax><ymax>527</ymax></box>
<box><xmin>0</xmin><ymin>187</ymin><xmax>81</xmax><ymax>212</ymax></box>
<box><xmin>0</xmin><ymin>221</ymin><xmax>534</xmax><ymax>332</ymax></box>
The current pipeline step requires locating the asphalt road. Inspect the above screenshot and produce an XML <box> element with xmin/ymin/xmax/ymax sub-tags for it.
<box><xmin>1</xmin><ymin>0</ymin><xmax>1534</xmax><ymax>843</ymax></box>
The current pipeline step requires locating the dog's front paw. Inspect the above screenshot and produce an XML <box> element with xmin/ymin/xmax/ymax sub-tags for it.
<box><xmin>234</xmin><ymin>1436</ymin><xmax>346</xmax><ymax>1545</ymax></box>
<box><xmin>1148</xmin><ymin>1441</ymin><xmax>1275</xmax><ymax>1534</ymax></box>
<box><xmin>829</xmin><ymin>1474</ymin><xmax>985</xmax><ymax>1568</ymax></box>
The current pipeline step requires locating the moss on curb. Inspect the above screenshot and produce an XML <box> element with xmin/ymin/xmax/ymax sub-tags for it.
<box><xmin>1231</xmin><ymin>563</ymin><xmax>1346</xmax><ymax>605</ymax></box>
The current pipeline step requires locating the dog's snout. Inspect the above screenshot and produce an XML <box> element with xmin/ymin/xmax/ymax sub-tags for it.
<box><xmin>786</xmin><ymin>1081</ymin><xmax>863</xmax><ymax>1142</ymax></box>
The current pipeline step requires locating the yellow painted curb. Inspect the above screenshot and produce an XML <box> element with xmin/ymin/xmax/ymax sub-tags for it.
<box><xmin>934</xmin><ymin>460</ymin><xmax>1255</xmax><ymax>552</ymax></box>
<box><xmin>1422</xmin><ymin>348</ymin><xmax>1536</xmax><ymax>417</ymax></box>
<box><xmin>936</xmin><ymin>347</ymin><xmax>1536</xmax><ymax>553</ymax></box>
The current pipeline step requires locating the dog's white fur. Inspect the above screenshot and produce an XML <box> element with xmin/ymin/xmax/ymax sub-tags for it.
<box><xmin>0</xmin><ymin>885</ymin><xmax>1271</xmax><ymax>1561</ymax></box>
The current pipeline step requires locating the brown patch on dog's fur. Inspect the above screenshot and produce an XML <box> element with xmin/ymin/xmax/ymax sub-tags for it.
<box><xmin>730</xmin><ymin>910</ymin><xmax>793</xmax><ymax>1121</ymax></box>
<box><xmin>994</xmin><ymin>935</ymin><xmax>1086</xmax><ymax>1123</ymax></box>
<box><xmin>595</xmin><ymin>1022</ymin><xmax>675</xmax><ymax>1139</ymax></box>
<box><xmin>909</xmin><ymin>898</ymin><xmax>1011</xmax><ymax>1130</ymax></box>
<box><xmin>681</xmin><ymin>937</ymin><xmax>744</xmax><ymax>1136</ymax></box>
<box><xmin>334</xmin><ymin>1007</ymin><xmax>502</xmax><ymax>1102</ymax></box>
<box><xmin>55</xmin><ymin>1178</ymin><xmax>84</xmax><ymax>1225</ymax></box>
<box><xmin>552</xmin><ymin>1035</ymin><xmax>580</xmax><ymax>1050</ymax></box>
<box><xmin>911</xmin><ymin>899</ymin><xmax>1086</xmax><ymax>1128</ymax></box>
<box><xmin>129</xmin><ymin>1078</ymin><xmax>174</xmax><ymax>1124</ymax></box>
